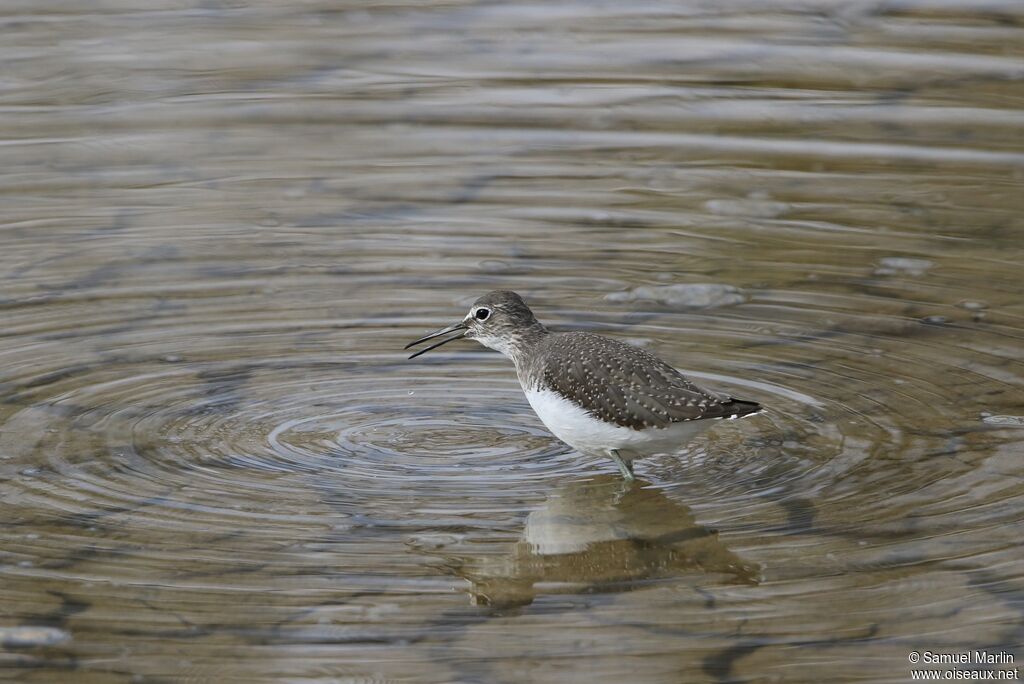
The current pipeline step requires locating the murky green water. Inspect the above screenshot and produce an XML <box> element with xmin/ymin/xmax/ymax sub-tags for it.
<box><xmin>2</xmin><ymin>1</ymin><xmax>1024</xmax><ymax>682</ymax></box>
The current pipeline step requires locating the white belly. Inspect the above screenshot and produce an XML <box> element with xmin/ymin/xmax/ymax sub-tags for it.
<box><xmin>523</xmin><ymin>388</ymin><xmax>711</xmax><ymax>459</ymax></box>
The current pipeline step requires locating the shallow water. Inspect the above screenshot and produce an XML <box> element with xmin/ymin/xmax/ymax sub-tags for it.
<box><xmin>2</xmin><ymin>1</ymin><xmax>1024</xmax><ymax>682</ymax></box>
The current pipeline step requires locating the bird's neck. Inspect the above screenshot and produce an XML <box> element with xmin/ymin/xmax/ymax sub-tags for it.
<box><xmin>493</xmin><ymin>323</ymin><xmax>549</xmax><ymax>367</ymax></box>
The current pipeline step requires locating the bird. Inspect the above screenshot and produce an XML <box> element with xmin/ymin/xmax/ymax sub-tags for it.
<box><xmin>404</xmin><ymin>290</ymin><xmax>761</xmax><ymax>479</ymax></box>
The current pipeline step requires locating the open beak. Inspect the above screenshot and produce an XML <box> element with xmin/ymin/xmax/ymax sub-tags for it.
<box><xmin>404</xmin><ymin>321</ymin><xmax>468</xmax><ymax>359</ymax></box>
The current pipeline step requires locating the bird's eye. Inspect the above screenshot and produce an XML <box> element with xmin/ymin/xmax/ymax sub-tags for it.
<box><xmin>474</xmin><ymin>308</ymin><xmax>491</xmax><ymax>321</ymax></box>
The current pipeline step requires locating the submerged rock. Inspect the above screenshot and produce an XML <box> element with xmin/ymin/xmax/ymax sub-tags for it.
<box><xmin>982</xmin><ymin>415</ymin><xmax>1024</xmax><ymax>427</ymax></box>
<box><xmin>874</xmin><ymin>257</ymin><xmax>934</xmax><ymax>276</ymax></box>
<box><xmin>405</xmin><ymin>533</ymin><xmax>463</xmax><ymax>550</ymax></box>
<box><xmin>704</xmin><ymin>198</ymin><xmax>789</xmax><ymax>218</ymax></box>
<box><xmin>605</xmin><ymin>283</ymin><xmax>745</xmax><ymax>309</ymax></box>
<box><xmin>0</xmin><ymin>626</ymin><xmax>71</xmax><ymax>648</ymax></box>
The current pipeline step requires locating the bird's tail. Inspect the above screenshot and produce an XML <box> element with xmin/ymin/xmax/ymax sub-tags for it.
<box><xmin>723</xmin><ymin>399</ymin><xmax>762</xmax><ymax>419</ymax></box>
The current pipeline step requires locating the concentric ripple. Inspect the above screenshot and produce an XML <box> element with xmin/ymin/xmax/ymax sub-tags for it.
<box><xmin>2</xmin><ymin>357</ymin><xmax>592</xmax><ymax>533</ymax></box>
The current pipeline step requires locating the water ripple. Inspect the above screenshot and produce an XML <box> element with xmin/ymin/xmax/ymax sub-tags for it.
<box><xmin>2</xmin><ymin>0</ymin><xmax>1024</xmax><ymax>681</ymax></box>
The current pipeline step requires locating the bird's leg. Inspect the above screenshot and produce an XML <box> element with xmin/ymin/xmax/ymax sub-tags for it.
<box><xmin>608</xmin><ymin>449</ymin><xmax>635</xmax><ymax>481</ymax></box>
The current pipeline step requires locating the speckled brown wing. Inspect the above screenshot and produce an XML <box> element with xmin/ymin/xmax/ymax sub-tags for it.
<box><xmin>534</xmin><ymin>332</ymin><xmax>760</xmax><ymax>430</ymax></box>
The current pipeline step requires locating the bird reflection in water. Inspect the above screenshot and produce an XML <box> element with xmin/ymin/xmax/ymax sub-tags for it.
<box><xmin>454</xmin><ymin>475</ymin><xmax>760</xmax><ymax>612</ymax></box>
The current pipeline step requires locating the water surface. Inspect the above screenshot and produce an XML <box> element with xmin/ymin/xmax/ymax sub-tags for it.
<box><xmin>2</xmin><ymin>1</ymin><xmax>1024</xmax><ymax>682</ymax></box>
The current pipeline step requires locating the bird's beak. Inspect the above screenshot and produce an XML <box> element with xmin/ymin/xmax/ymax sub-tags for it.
<box><xmin>404</xmin><ymin>321</ymin><xmax>469</xmax><ymax>359</ymax></box>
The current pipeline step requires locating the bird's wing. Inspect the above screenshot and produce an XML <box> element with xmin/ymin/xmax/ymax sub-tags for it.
<box><xmin>539</xmin><ymin>333</ymin><xmax>760</xmax><ymax>430</ymax></box>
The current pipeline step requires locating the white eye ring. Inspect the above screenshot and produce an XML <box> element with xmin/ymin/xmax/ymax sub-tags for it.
<box><xmin>474</xmin><ymin>308</ymin><xmax>491</xmax><ymax>321</ymax></box>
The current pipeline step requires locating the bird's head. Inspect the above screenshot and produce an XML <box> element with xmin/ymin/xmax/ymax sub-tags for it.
<box><xmin>405</xmin><ymin>290</ymin><xmax>546</xmax><ymax>361</ymax></box>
